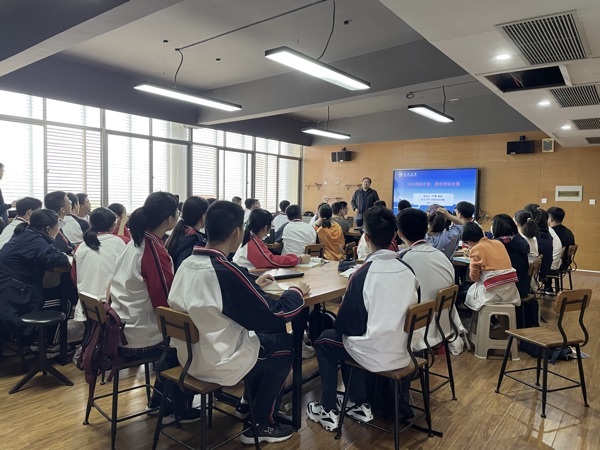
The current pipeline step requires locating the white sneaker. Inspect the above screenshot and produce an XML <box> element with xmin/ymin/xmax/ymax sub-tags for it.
<box><xmin>306</xmin><ymin>401</ymin><xmax>339</xmax><ymax>431</ymax></box>
<box><xmin>336</xmin><ymin>395</ymin><xmax>373</xmax><ymax>423</ymax></box>
<box><xmin>302</xmin><ymin>342</ymin><xmax>315</xmax><ymax>359</ymax></box>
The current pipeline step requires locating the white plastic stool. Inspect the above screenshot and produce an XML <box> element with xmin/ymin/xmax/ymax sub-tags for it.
<box><xmin>470</xmin><ymin>304</ymin><xmax>519</xmax><ymax>361</ymax></box>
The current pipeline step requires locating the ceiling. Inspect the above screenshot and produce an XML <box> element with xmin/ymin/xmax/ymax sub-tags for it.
<box><xmin>4</xmin><ymin>0</ymin><xmax>584</xmax><ymax>147</ymax></box>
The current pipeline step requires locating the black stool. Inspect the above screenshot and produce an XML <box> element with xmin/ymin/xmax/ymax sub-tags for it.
<box><xmin>9</xmin><ymin>310</ymin><xmax>74</xmax><ymax>394</ymax></box>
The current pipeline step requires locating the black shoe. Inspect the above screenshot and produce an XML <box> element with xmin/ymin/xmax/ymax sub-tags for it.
<box><xmin>234</xmin><ymin>399</ymin><xmax>250</xmax><ymax>420</ymax></box>
<box><xmin>239</xmin><ymin>422</ymin><xmax>294</xmax><ymax>444</ymax></box>
<box><xmin>178</xmin><ymin>408</ymin><xmax>203</xmax><ymax>424</ymax></box>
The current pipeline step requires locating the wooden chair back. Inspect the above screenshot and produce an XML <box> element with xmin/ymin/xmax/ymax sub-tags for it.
<box><xmin>404</xmin><ymin>300</ymin><xmax>435</xmax><ymax>373</ymax></box>
<box><xmin>566</xmin><ymin>244</ymin><xmax>578</xmax><ymax>270</ymax></box>
<box><xmin>80</xmin><ymin>292</ymin><xmax>107</xmax><ymax>325</ymax></box>
<box><xmin>555</xmin><ymin>289</ymin><xmax>591</xmax><ymax>347</ymax></box>
<box><xmin>528</xmin><ymin>256</ymin><xmax>542</xmax><ymax>279</ymax></box>
<box><xmin>345</xmin><ymin>242</ymin><xmax>356</xmax><ymax>258</ymax></box>
<box><xmin>434</xmin><ymin>285</ymin><xmax>459</xmax><ymax>342</ymax></box>
<box><xmin>305</xmin><ymin>244</ymin><xmax>324</xmax><ymax>258</ymax></box>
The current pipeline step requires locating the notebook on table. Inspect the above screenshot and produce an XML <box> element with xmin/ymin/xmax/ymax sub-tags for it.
<box><xmin>250</xmin><ymin>268</ymin><xmax>305</xmax><ymax>280</ymax></box>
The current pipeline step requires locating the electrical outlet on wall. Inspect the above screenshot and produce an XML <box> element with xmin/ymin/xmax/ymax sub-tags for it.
<box><xmin>323</xmin><ymin>180</ymin><xmax>328</xmax><ymax>185</ymax></box>
<box><xmin>541</xmin><ymin>198</ymin><xmax>547</xmax><ymax>204</ymax></box>
<box><xmin>335</xmin><ymin>180</ymin><xmax>340</xmax><ymax>185</ymax></box>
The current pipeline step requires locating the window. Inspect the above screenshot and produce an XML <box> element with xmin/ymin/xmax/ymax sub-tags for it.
<box><xmin>152</xmin><ymin>119</ymin><xmax>189</xmax><ymax>140</ymax></box>
<box><xmin>106</xmin><ymin>111</ymin><xmax>150</xmax><ymax>135</ymax></box>
<box><xmin>255</xmin><ymin>153</ymin><xmax>278</xmax><ymax>212</ymax></box>
<box><xmin>278</xmin><ymin>158</ymin><xmax>300</xmax><ymax>206</ymax></box>
<box><xmin>153</xmin><ymin>142</ymin><xmax>188</xmax><ymax>199</ymax></box>
<box><xmin>193</xmin><ymin>127</ymin><xmax>224</xmax><ymax>146</ymax></box>
<box><xmin>46</xmin><ymin>99</ymin><xmax>100</xmax><ymax>127</ymax></box>
<box><xmin>225</xmin><ymin>132</ymin><xmax>253</xmax><ymax>150</ymax></box>
<box><xmin>0</xmin><ymin>120</ymin><xmax>44</xmax><ymax>201</ymax></box>
<box><xmin>192</xmin><ymin>145</ymin><xmax>218</xmax><ymax>198</ymax></box>
<box><xmin>107</xmin><ymin>135</ymin><xmax>150</xmax><ymax>211</ymax></box>
<box><xmin>0</xmin><ymin>90</ymin><xmax>43</xmax><ymax>120</ymax></box>
<box><xmin>218</xmin><ymin>150</ymin><xmax>252</xmax><ymax>202</ymax></box>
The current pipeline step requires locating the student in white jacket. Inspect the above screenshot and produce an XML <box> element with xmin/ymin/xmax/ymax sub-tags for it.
<box><xmin>0</xmin><ymin>197</ymin><xmax>42</xmax><ymax>250</ymax></box>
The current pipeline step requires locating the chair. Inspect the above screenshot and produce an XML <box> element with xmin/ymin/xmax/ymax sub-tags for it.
<box><xmin>335</xmin><ymin>301</ymin><xmax>440</xmax><ymax>450</ymax></box>
<box><xmin>305</xmin><ymin>244</ymin><xmax>325</xmax><ymax>258</ymax></box>
<box><xmin>80</xmin><ymin>293</ymin><xmax>159</xmax><ymax>450</ymax></box>
<box><xmin>344</xmin><ymin>242</ymin><xmax>356</xmax><ymax>258</ymax></box>
<box><xmin>9</xmin><ymin>310</ymin><xmax>73</xmax><ymax>394</ymax></box>
<box><xmin>520</xmin><ymin>256</ymin><xmax>543</xmax><ymax>325</ymax></box>
<box><xmin>547</xmin><ymin>244</ymin><xmax>578</xmax><ymax>292</ymax></box>
<box><xmin>429</xmin><ymin>285</ymin><xmax>460</xmax><ymax>400</ymax></box>
<box><xmin>470</xmin><ymin>304</ymin><xmax>519</xmax><ymax>361</ymax></box>
<box><xmin>152</xmin><ymin>307</ymin><xmax>259</xmax><ymax>450</ymax></box>
<box><xmin>496</xmin><ymin>289</ymin><xmax>591</xmax><ymax>418</ymax></box>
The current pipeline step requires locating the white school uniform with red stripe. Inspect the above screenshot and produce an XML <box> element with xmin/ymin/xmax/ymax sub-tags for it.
<box><xmin>233</xmin><ymin>232</ymin><xmax>300</xmax><ymax>269</ymax></box>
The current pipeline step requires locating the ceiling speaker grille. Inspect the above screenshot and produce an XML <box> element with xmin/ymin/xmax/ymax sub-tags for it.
<box><xmin>549</xmin><ymin>84</ymin><xmax>600</xmax><ymax>108</ymax></box>
<box><xmin>586</xmin><ymin>137</ymin><xmax>600</xmax><ymax>145</ymax></box>
<box><xmin>573</xmin><ymin>118</ymin><xmax>600</xmax><ymax>130</ymax></box>
<box><xmin>500</xmin><ymin>11</ymin><xmax>589</xmax><ymax>65</ymax></box>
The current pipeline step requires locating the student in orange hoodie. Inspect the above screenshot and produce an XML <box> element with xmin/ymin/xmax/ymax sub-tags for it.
<box><xmin>314</xmin><ymin>204</ymin><xmax>344</xmax><ymax>261</ymax></box>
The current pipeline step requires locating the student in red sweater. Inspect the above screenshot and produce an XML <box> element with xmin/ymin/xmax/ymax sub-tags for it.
<box><xmin>234</xmin><ymin>208</ymin><xmax>310</xmax><ymax>269</ymax></box>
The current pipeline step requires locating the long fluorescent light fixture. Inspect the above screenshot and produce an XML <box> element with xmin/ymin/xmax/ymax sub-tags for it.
<box><xmin>302</xmin><ymin>126</ymin><xmax>351</xmax><ymax>140</ymax></box>
<box><xmin>408</xmin><ymin>104</ymin><xmax>454</xmax><ymax>123</ymax></box>
<box><xmin>265</xmin><ymin>46</ymin><xmax>370</xmax><ymax>91</ymax></box>
<box><xmin>134</xmin><ymin>83</ymin><xmax>242</xmax><ymax>112</ymax></box>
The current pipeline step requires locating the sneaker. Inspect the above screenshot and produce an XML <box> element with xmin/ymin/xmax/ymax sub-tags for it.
<box><xmin>543</xmin><ymin>290</ymin><xmax>556</xmax><ymax>296</ymax></box>
<box><xmin>302</xmin><ymin>341</ymin><xmax>316</xmax><ymax>359</ymax></box>
<box><xmin>336</xmin><ymin>393</ymin><xmax>356</xmax><ymax>411</ymax></box>
<box><xmin>239</xmin><ymin>422</ymin><xmax>294</xmax><ymax>444</ymax></box>
<box><xmin>178</xmin><ymin>408</ymin><xmax>203</xmax><ymax>424</ymax></box>
<box><xmin>234</xmin><ymin>397</ymin><xmax>250</xmax><ymax>420</ymax></box>
<box><xmin>306</xmin><ymin>401</ymin><xmax>339</xmax><ymax>431</ymax></box>
<box><xmin>345</xmin><ymin>402</ymin><xmax>373</xmax><ymax>423</ymax></box>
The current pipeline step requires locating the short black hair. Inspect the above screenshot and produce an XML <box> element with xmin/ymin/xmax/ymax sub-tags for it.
<box><xmin>107</xmin><ymin>203</ymin><xmax>126</xmax><ymax>217</ymax></box>
<box><xmin>491</xmin><ymin>214</ymin><xmax>518</xmax><ymax>237</ymax></box>
<box><xmin>76</xmin><ymin>193</ymin><xmax>88</xmax><ymax>205</ymax></box>
<box><xmin>331</xmin><ymin>202</ymin><xmax>342</xmax><ymax>215</ymax></box>
<box><xmin>374</xmin><ymin>200</ymin><xmax>386</xmax><ymax>207</ymax></box>
<box><xmin>44</xmin><ymin>191</ymin><xmax>67</xmax><ymax>213</ymax></box>
<box><xmin>16</xmin><ymin>197</ymin><xmax>43</xmax><ymax>216</ymax></box>
<box><xmin>455</xmin><ymin>201</ymin><xmax>475</xmax><ymax>219</ymax></box>
<box><xmin>547</xmin><ymin>206</ymin><xmax>565</xmax><ymax>223</ymax></box>
<box><xmin>231</xmin><ymin>196</ymin><xmax>242</xmax><ymax>203</ymax></box>
<box><xmin>67</xmin><ymin>192</ymin><xmax>79</xmax><ymax>208</ymax></box>
<box><xmin>363</xmin><ymin>206</ymin><xmax>396</xmax><ymax>249</ymax></box>
<box><xmin>462</xmin><ymin>222</ymin><xmax>484</xmax><ymax>243</ymax></box>
<box><xmin>339</xmin><ymin>201</ymin><xmax>348</xmax><ymax>209</ymax></box>
<box><xmin>524</xmin><ymin>203</ymin><xmax>540</xmax><ymax>219</ymax></box>
<box><xmin>535</xmin><ymin>208</ymin><xmax>549</xmax><ymax>231</ymax></box>
<box><xmin>396</xmin><ymin>208</ymin><xmax>427</xmax><ymax>242</ymax></box>
<box><xmin>285</xmin><ymin>204</ymin><xmax>302</xmax><ymax>220</ymax></box>
<box><xmin>362</xmin><ymin>177</ymin><xmax>372</xmax><ymax>183</ymax></box>
<box><xmin>279</xmin><ymin>200</ymin><xmax>290</xmax><ymax>213</ymax></box>
<box><xmin>244</xmin><ymin>198</ymin><xmax>257</xmax><ymax>209</ymax></box>
<box><xmin>397</xmin><ymin>199</ymin><xmax>411</xmax><ymax>211</ymax></box>
<box><xmin>206</xmin><ymin>200</ymin><xmax>244</xmax><ymax>243</ymax></box>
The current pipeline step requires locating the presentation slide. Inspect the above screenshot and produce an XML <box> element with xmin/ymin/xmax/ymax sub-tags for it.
<box><xmin>392</xmin><ymin>168</ymin><xmax>478</xmax><ymax>214</ymax></box>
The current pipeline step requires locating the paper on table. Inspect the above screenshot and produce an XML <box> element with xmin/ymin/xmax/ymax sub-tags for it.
<box><xmin>340</xmin><ymin>267</ymin><xmax>358</xmax><ymax>278</ymax></box>
<box><xmin>297</xmin><ymin>257</ymin><xmax>323</xmax><ymax>268</ymax></box>
<box><xmin>263</xmin><ymin>280</ymin><xmax>285</xmax><ymax>293</ymax></box>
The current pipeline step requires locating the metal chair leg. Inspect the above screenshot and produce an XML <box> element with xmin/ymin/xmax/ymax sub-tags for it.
<box><xmin>152</xmin><ymin>381</ymin><xmax>171</xmax><ymax>450</ymax></box>
<box><xmin>208</xmin><ymin>392</ymin><xmax>214</xmax><ymax>427</ymax></box>
<box><xmin>536</xmin><ymin>351</ymin><xmax>542</xmax><ymax>386</ymax></box>
<box><xmin>244</xmin><ymin>380</ymin><xmax>260</xmax><ymax>450</ymax></box>
<box><xmin>393</xmin><ymin>380</ymin><xmax>400</xmax><ymax>450</ymax></box>
<box><xmin>541</xmin><ymin>348</ymin><xmax>549</xmax><ymax>418</ymax></box>
<box><xmin>575</xmin><ymin>345</ymin><xmax>589</xmax><ymax>407</ymax></box>
<box><xmin>111</xmin><ymin>370</ymin><xmax>120</xmax><ymax>449</ymax></box>
<box><xmin>200</xmin><ymin>394</ymin><xmax>207</xmax><ymax>450</ymax></box>
<box><xmin>144</xmin><ymin>363</ymin><xmax>152</xmax><ymax>405</ymax></box>
<box><xmin>495</xmin><ymin>336</ymin><xmax>513</xmax><ymax>393</ymax></box>
<box><xmin>335</xmin><ymin>365</ymin><xmax>353</xmax><ymax>440</ymax></box>
<box><xmin>444</xmin><ymin>341</ymin><xmax>457</xmax><ymax>400</ymax></box>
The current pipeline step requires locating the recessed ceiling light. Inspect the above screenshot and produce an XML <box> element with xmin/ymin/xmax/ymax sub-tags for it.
<box><xmin>495</xmin><ymin>54</ymin><xmax>511</xmax><ymax>60</ymax></box>
<box><xmin>561</xmin><ymin>124</ymin><xmax>572</xmax><ymax>130</ymax></box>
<box><xmin>538</xmin><ymin>100</ymin><xmax>551</xmax><ymax>106</ymax></box>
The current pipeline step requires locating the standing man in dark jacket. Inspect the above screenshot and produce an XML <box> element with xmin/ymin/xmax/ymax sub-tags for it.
<box><xmin>351</xmin><ymin>177</ymin><xmax>379</xmax><ymax>227</ymax></box>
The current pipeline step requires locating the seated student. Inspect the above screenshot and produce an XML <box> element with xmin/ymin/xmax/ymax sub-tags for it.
<box><xmin>234</xmin><ymin>208</ymin><xmax>310</xmax><ymax>269</ymax></box>
<box><xmin>373</xmin><ymin>200</ymin><xmax>386</xmax><ymax>207</ymax></box>
<box><xmin>272</xmin><ymin>200</ymin><xmax>290</xmax><ymax>232</ymax></box>
<box><xmin>231</xmin><ymin>196</ymin><xmax>242</xmax><ymax>206</ymax></box>
<box><xmin>331</xmin><ymin>202</ymin><xmax>350</xmax><ymax>233</ymax></box>
<box><xmin>76</xmin><ymin>193</ymin><xmax>91</xmax><ymax>223</ymax></box>
<box><xmin>44</xmin><ymin>191</ymin><xmax>75</xmax><ymax>254</ymax></box>
<box><xmin>529</xmin><ymin>208</ymin><xmax>560</xmax><ymax>291</ymax></box>
<box><xmin>307</xmin><ymin>206</ymin><xmax>419</xmax><ymax>431</ymax></box>
<box><xmin>525</xmin><ymin>204</ymin><xmax>562</xmax><ymax>283</ymax></box>
<box><xmin>0</xmin><ymin>196</ymin><xmax>42</xmax><ymax>250</ymax></box>
<box><xmin>165</xmin><ymin>196</ymin><xmax>209</xmax><ymax>271</ymax></box>
<box><xmin>425</xmin><ymin>204</ymin><xmax>464</xmax><ymax>260</ymax></box>
<box><xmin>279</xmin><ymin>204</ymin><xmax>317</xmax><ymax>255</ymax></box>
<box><xmin>338</xmin><ymin>201</ymin><xmax>349</xmax><ymax>219</ymax></box>
<box><xmin>396</xmin><ymin>208</ymin><xmax>462</xmax><ymax>350</ymax></box>
<box><xmin>107</xmin><ymin>203</ymin><xmax>131</xmax><ymax>243</ymax></box>
<box><xmin>168</xmin><ymin>200</ymin><xmax>309</xmax><ymax>444</ymax></box>
<box><xmin>514</xmin><ymin>210</ymin><xmax>539</xmax><ymax>263</ymax></box>
<box><xmin>547</xmin><ymin>206</ymin><xmax>575</xmax><ymax>270</ymax></box>
<box><xmin>62</xmin><ymin>192</ymin><xmax>87</xmax><ymax>245</ymax></box>
<box><xmin>462</xmin><ymin>222</ymin><xmax>520</xmax><ymax>312</ymax></box>
<box><xmin>314</xmin><ymin>204</ymin><xmax>345</xmax><ymax>261</ymax></box>
<box><xmin>455</xmin><ymin>201</ymin><xmax>479</xmax><ymax>226</ymax></box>
<box><xmin>397</xmin><ymin>199</ymin><xmax>412</xmax><ymax>211</ymax></box>
<box><xmin>243</xmin><ymin>198</ymin><xmax>260</xmax><ymax>225</ymax></box>
<box><xmin>309</xmin><ymin>202</ymin><xmax>328</xmax><ymax>226</ymax></box>
<box><xmin>71</xmin><ymin>207</ymin><xmax>127</xmax><ymax>322</ymax></box>
<box><xmin>0</xmin><ymin>209</ymin><xmax>69</xmax><ymax>331</ymax></box>
<box><xmin>490</xmin><ymin>214</ymin><xmax>530</xmax><ymax>298</ymax></box>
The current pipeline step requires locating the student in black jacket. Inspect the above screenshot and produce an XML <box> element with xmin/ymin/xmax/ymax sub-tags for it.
<box><xmin>0</xmin><ymin>209</ymin><xmax>69</xmax><ymax>330</ymax></box>
<box><xmin>547</xmin><ymin>206</ymin><xmax>575</xmax><ymax>269</ymax></box>
<box><xmin>165</xmin><ymin>196</ymin><xmax>209</xmax><ymax>271</ymax></box>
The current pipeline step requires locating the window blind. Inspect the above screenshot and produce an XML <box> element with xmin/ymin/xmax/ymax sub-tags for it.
<box><xmin>192</xmin><ymin>145</ymin><xmax>218</xmax><ymax>198</ymax></box>
<box><xmin>255</xmin><ymin>153</ymin><xmax>278</xmax><ymax>212</ymax></box>
<box><xmin>107</xmin><ymin>134</ymin><xmax>150</xmax><ymax>211</ymax></box>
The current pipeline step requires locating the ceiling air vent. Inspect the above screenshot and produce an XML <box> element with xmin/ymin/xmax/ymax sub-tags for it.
<box><xmin>585</xmin><ymin>137</ymin><xmax>600</xmax><ymax>145</ymax></box>
<box><xmin>573</xmin><ymin>118</ymin><xmax>600</xmax><ymax>130</ymax></box>
<box><xmin>549</xmin><ymin>84</ymin><xmax>600</xmax><ymax>108</ymax></box>
<box><xmin>499</xmin><ymin>11</ymin><xmax>591</xmax><ymax>65</ymax></box>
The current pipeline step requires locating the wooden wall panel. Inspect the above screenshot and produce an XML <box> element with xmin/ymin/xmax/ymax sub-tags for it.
<box><xmin>303</xmin><ymin>131</ymin><xmax>600</xmax><ymax>270</ymax></box>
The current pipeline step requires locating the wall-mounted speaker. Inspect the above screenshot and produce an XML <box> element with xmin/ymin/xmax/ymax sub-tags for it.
<box><xmin>331</xmin><ymin>151</ymin><xmax>353</xmax><ymax>162</ymax></box>
<box><xmin>542</xmin><ymin>138</ymin><xmax>555</xmax><ymax>153</ymax></box>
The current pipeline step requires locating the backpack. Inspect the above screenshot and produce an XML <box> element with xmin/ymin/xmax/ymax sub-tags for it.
<box><xmin>77</xmin><ymin>302</ymin><xmax>127</xmax><ymax>384</ymax></box>
<box><xmin>308</xmin><ymin>303</ymin><xmax>337</xmax><ymax>345</ymax></box>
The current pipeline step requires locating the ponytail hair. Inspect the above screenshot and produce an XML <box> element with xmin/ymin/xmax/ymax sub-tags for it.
<box><xmin>84</xmin><ymin>207</ymin><xmax>117</xmax><ymax>251</ymax></box>
<box><xmin>318</xmin><ymin>204</ymin><xmax>333</xmax><ymax>229</ymax></box>
<box><xmin>514</xmin><ymin>209</ymin><xmax>538</xmax><ymax>238</ymax></box>
<box><xmin>14</xmin><ymin>209</ymin><xmax>58</xmax><ymax>236</ymax></box>
<box><xmin>242</xmin><ymin>208</ymin><xmax>273</xmax><ymax>246</ymax></box>
<box><xmin>129</xmin><ymin>192</ymin><xmax>179</xmax><ymax>246</ymax></box>
<box><xmin>534</xmin><ymin>208</ymin><xmax>549</xmax><ymax>232</ymax></box>
<box><xmin>166</xmin><ymin>196</ymin><xmax>209</xmax><ymax>257</ymax></box>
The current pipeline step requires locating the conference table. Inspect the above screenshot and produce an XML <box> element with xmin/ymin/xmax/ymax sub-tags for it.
<box><xmin>264</xmin><ymin>261</ymin><xmax>349</xmax><ymax>429</ymax></box>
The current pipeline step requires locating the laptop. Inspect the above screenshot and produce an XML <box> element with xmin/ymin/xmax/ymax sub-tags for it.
<box><xmin>250</xmin><ymin>268</ymin><xmax>305</xmax><ymax>280</ymax></box>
